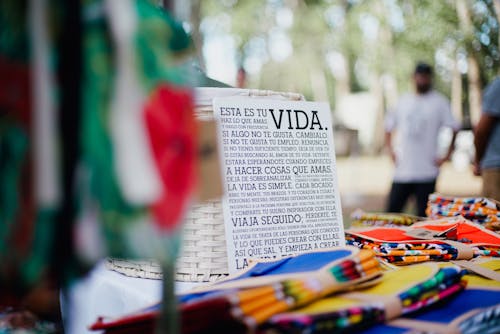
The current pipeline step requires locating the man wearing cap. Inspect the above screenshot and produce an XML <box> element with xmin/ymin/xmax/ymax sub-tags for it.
<box><xmin>384</xmin><ymin>62</ymin><xmax>461</xmax><ymax>216</ymax></box>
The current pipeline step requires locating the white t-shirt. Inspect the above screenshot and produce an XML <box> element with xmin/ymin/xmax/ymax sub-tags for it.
<box><xmin>385</xmin><ymin>91</ymin><xmax>460</xmax><ymax>182</ymax></box>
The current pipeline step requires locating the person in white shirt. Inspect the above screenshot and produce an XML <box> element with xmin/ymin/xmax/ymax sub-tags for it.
<box><xmin>384</xmin><ymin>62</ymin><xmax>461</xmax><ymax>216</ymax></box>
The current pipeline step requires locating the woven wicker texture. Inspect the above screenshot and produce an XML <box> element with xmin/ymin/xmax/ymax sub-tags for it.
<box><xmin>105</xmin><ymin>258</ymin><xmax>163</xmax><ymax>280</ymax></box>
<box><xmin>176</xmin><ymin>200</ymin><xmax>227</xmax><ymax>282</ymax></box>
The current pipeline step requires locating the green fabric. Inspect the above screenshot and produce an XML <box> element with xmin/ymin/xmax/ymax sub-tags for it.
<box><xmin>81</xmin><ymin>0</ymin><xmax>144</xmax><ymax>258</ymax></box>
<box><xmin>135</xmin><ymin>0</ymin><xmax>193</xmax><ymax>91</ymax></box>
<box><xmin>0</xmin><ymin>112</ymin><xmax>34</xmax><ymax>292</ymax></box>
<box><xmin>0</xmin><ymin>122</ymin><xmax>28</xmax><ymax>256</ymax></box>
<box><xmin>22</xmin><ymin>209</ymin><xmax>56</xmax><ymax>286</ymax></box>
<box><xmin>0</xmin><ymin>1</ymin><xmax>58</xmax><ymax>289</ymax></box>
<box><xmin>0</xmin><ymin>1</ymin><xmax>29</xmax><ymax>61</ymax></box>
<box><xmin>0</xmin><ymin>120</ymin><xmax>56</xmax><ymax>288</ymax></box>
<box><xmin>80</xmin><ymin>0</ymin><xmax>192</xmax><ymax>258</ymax></box>
<box><xmin>0</xmin><ymin>0</ymin><xmax>195</xmax><ymax>288</ymax></box>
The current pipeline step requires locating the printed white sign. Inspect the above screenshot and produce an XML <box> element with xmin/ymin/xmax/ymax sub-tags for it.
<box><xmin>213</xmin><ymin>97</ymin><xmax>345</xmax><ymax>273</ymax></box>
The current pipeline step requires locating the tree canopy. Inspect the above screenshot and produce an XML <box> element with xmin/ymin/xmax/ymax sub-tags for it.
<box><xmin>193</xmin><ymin>0</ymin><xmax>499</xmax><ymax>125</ymax></box>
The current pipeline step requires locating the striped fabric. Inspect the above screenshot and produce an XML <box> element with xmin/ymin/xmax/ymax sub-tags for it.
<box><xmin>346</xmin><ymin>218</ymin><xmax>500</xmax><ymax>265</ymax></box>
<box><xmin>263</xmin><ymin>264</ymin><xmax>465</xmax><ymax>333</ymax></box>
<box><xmin>426</xmin><ymin>193</ymin><xmax>500</xmax><ymax>232</ymax></box>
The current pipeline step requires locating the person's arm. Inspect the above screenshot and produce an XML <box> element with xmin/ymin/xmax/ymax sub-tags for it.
<box><xmin>436</xmin><ymin>130</ymin><xmax>458</xmax><ymax>167</ymax></box>
<box><xmin>384</xmin><ymin>106</ymin><xmax>398</xmax><ymax>164</ymax></box>
<box><xmin>473</xmin><ymin>113</ymin><xmax>497</xmax><ymax>175</ymax></box>
<box><xmin>436</xmin><ymin>96</ymin><xmax>461</xmax><ymax>167</ymax></box>
<box><xmin>385</xmin><ymin>130</ymin><xmax>396</xmax><ymax>163</ymax></box>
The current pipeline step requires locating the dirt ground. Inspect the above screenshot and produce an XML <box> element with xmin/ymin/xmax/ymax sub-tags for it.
<box><xmin>335</xmin><ymin>155</ymin><xmax>482</xmax><ymax>225</ymax></box>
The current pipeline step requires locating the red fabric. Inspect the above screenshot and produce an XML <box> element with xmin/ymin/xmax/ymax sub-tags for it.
<box><xmin>353</xmin><ymin>221</ymin><xmax>500</xmax><ymax>245</ymax></box>
<box><xmin>0</xmin><ymin>56</ymin><xmax>37</xmax><ymax>286</ymax></box>
<box><xmin>0</xmin><ymin>56</ymin><xmax>31</xmax><ymax>121</ymax></box>
<box><xmin>416</xmin><ymin>221</ymin><xmax>500</xmax><ymax>245</ymax></box>
<box><xmin>353</xmin><ymin>228</ymin><xmax>415</xmax><ymax>241</ymax></box>
<box><xmin>143</xmin><ymin>84</ymin><xmax>197</xmax><ymax>232</ymax></box>
<box><xmin>0</xmin><ymin>56</ymin><xmax>35</xmax><ymax>254</ymax></box>
<box><xmin>89</xmin><ymin>312</ymin><xmax>157</xmax><ymax>331</ymax></box>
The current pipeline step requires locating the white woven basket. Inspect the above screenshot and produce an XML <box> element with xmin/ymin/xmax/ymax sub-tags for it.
<box><xmin>105</xmin><ymin>258</ymin><xmax>163</xmax><ymax>280</ymax></box>
<box><xmin>175</xmin><ymin>200</ymin><xmax>227</xmax><ymax>282</ymax></box>
<box><xmin>107</xmin><ymin>87</ymin><xmax>304</xmax><ymax>282</ymax></box>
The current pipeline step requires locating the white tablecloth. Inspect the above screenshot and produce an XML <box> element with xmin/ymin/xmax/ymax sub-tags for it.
<box><xmin>62</xmin><ymin>261</ymin><xmax>203</xmax><ymax>334</ymax></box>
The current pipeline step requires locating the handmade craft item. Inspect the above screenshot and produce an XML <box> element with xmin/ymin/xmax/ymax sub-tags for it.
<box><xmin>262</xmin><ymin>263</ymin><xmax>466</xmax><ymax>333</ymax></box>
<box><xmin>427</xmin><ymin>193</ymin><xmax>500</xmax><ymax>232</ymax></box>
<box><xmin>90</xmin><ymin>247</ymin><xmax>383</xmax><ymax>334</ymax></box>
<box><xmin>346</xmin><ymin>218</ymin><xmax>500</xmax><ymax>265</ymax></box>
<box><xmin>359</xmin><ymin>271</ymin><xmax>500</xmax><ymax>334</ymax></box>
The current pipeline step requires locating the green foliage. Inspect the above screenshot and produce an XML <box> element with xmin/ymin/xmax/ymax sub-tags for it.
<box><xmin>469</xmin><ymin>0</ymin><xmax>500</xmax><ymax>85</ymax></box>
<box><xmin>196</xmin><ymin>0</ymin><xmax>499</xmax><ymax>106</ymax></box>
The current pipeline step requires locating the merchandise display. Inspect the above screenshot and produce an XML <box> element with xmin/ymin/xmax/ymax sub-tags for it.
<box><xmin>263</xmin><ymin>264</ymin><xmax>465</xmax><ymax>333</ymax></box>
<box><xmin>346</xmin><ymin>218</ymin><xmax>500</xmax><ymax>264</ymax></box>
<box><xmin>89</xmin><ymin>245</ymin><xmax>500</xmax><ymax>334</ymax></box>
<box><xmin>91</xmin><ymin>247</ymin><xmax>383</xmax><ymax>333</ymax></box>
<box><xmin>426</xmin><ymin>193</ymin><xmax>500</xmax><ymax>232</ymax></box>
<box><xmin>360</xmin><ymin>271</ymin><xmax>500</xmax><ymax>334</ymax></box>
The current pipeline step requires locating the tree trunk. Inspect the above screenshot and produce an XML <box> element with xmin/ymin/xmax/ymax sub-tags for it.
<box><xmin>467</xmin><ymin>56</ymin><xmax>481</xmax><ymax>125</ymax></box>
<box><xmin>371</xmin><ymin>74</ymin><xmax>386</xmax><ymax>154</ymax></box>
<box><xmin>451</xmin><ymin>59</ymin><xmax>463</xmax><ymax>125</ymax></box>
<box><xmin>456</xmin><ymin>0</ymin><xmax>482</xmax><ymax>125</ymax></box>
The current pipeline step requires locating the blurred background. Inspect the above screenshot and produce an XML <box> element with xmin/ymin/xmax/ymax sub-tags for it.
<box><xmin>168</xmin><ymin>0</ymin><xmax>498</xmax><ymax>216</ymax></box>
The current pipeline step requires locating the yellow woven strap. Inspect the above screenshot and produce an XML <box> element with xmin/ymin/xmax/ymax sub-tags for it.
<box><xmin>442</xmin><ymin>240</ymin><xmax>474</xmax><ymax>260</ymax></box>
<box><xmin>452</xmin><ymin>260</ymin><xmax>500</xmax><ymax>281</ymax></box>
<box><xmin>342</xmin><ymin>292</ymin><xmax>402</xmax><ymax>320</ymax></box>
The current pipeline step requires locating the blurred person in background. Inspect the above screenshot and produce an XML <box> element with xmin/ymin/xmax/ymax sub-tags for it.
<box><xmin>385</xmin><ymin>62</ymin><xmax>461</xmax><ymax>216</ymax></box>
<box><xmin>473</xmin><ymin>76</ymin><xmax>500</xmax><ymax>200</ymax></box>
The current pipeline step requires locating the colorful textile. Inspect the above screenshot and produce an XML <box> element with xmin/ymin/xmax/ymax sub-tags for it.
<box><xmin>90</xmin><ymin>247</ymin><xmax>383</xmax><ymax>334</ymax></box>
<box><xmin>0</xmin><ymin>0</ymin><xmax>196</xmax><ymax>304</ymax></box>
<box><xmin>80</xmin><ymin>4</ymin><xmax>195</xmax><ymax>332</ymax></box>
<box><xmin>426</xmin><ymin>193</ymin><xmax>500</xmax><ymax>232</ymax></box>
<box><xmin>346</xmin><ymin>218</ymin><xmax>500</xmax><ymax>265</ymax></box>
<box><xmin>0</xmin><ymin>0</ymin><xmax>61</xmax><ymax>295</ymax></box>
<box><xmin>79</xmin><ymin>0</ymin><xmax>195</xmax><ymax>260</ymax></box>
<box><xmin>350</xmin><ymin>209</ymin><xmax>424</xmax><ymax>228</ymax></box>
<box><xmin>183</xmin><ymin>247</ymin><xmax>382</xmax><ymax>333</ymax></box>
<box><xmin>360</xmin><ymin>286</ymin><xmax>500</xmax><ymax>334</ymax></box>
<box><xmin>143</xmin><ymin>84</ymin><xmax>197</xmax><ymax>232</ymax></box>
<box><xmin>262</xmin><ymin>264</ymin><xmax>466</xmax><ymax>334</ymax></box>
